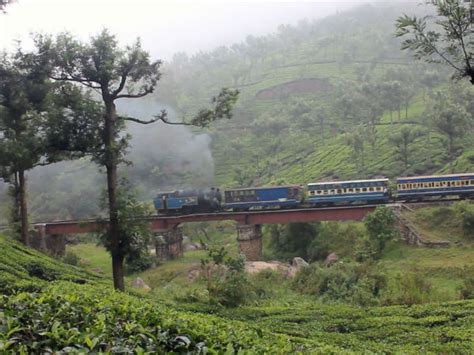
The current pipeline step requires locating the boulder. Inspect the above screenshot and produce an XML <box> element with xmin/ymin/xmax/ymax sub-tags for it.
<box><xmin>292</xmin><ymin>257</ymin><xmax>309</xmax><ymax>268</ymax></box>
<box><xmin>184</xmin><ymin>243</ymin><xmax>202</xmax><ymax>252</ymax></box>
<box><xmin>324</xmin><ymin>252</ymin><xmax>339</xmax><ymax>267</ymax></box>
<box><xmin>245</xmin><ymin>261</ymin><xmax>286</xmax><ymax>274</ymax></box>
<box><xmin>187</xmin><ymin>269</ymin><xmax>200</xmax><ymax>281</ymax></box>
<box><xmin>131</xmin><ymin>277</ymin><xmax>151</xmax><ymax>291</ymax></box>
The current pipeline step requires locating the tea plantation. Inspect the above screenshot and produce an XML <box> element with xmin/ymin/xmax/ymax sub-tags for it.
<box><xmin>1</xmin><ymin>235</ymin><xmax>474</xmax><ymax>353</ymax></box>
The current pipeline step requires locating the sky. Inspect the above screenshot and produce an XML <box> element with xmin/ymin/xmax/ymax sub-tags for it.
<box><xmin>0</xmin><ymin>0</ymin><xmax>399</xmax><ymax>60</ymax></box>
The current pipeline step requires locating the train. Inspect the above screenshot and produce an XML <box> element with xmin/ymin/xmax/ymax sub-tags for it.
<box><xmin>153</xmin><ymin>173</ymin><xmax>474</xmax><ymax>214</ymax></box>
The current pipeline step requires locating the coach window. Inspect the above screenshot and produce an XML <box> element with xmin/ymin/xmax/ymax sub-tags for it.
<box><xmin>369</xmin><ymin>187</ymin><xmax>374</xmax><ymax>192</ymax></box>
<box><xmin>337</xmin><ymin>189</ymin><xmax>342</xmax><ymax>194</ymax></box>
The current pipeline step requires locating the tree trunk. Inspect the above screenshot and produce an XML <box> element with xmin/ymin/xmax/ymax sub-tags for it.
<box><xmin>9</xmin><ymin>172</ymin><xmax>21</xmax><ymax>235</ymax></box>
<box><xmin>18</xmin><ymin>169</ymin><xmax>29</xmax><ymax>246</ymax></box>
<box><xmin>104</xmin><ymin>101</ymin><xmax>125</xmax><ymax>291</ymax></box>
<box><xmin>112</xmin><ymin>252</ymin><xmax>125</xmax><ymax>291</ymax></box>
<box><xmin>449</xmin><ymin>136</ymin><xmax>454</xmax><ymax>173</ymax></box>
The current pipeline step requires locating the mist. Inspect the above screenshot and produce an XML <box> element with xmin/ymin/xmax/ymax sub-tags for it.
<box><xmin>0</xmin><ymin>0</ymin><xmax>395</xmax><ymax>60</ymax></box>
<box><xmin>0</xmin><ymin>0</ymin><xmax>421</xmax><ymax>222</ymax></box>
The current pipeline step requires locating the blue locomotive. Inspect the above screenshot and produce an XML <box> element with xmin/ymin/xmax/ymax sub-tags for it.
<box><xmin>154</xmin><ymin>188</ymin><xmax>221</xmax><ymax>214</ymax></box>
<box><xmin>153</xmin><ymin>173</ymin><xmax>474</xmax><ymax>214</ymax></box>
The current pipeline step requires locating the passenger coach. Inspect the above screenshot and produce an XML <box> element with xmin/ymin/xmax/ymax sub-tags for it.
<box><xmin>396</xmin><ymin>173</ymin><xmax>474</xmax><ymax>201</ymax></box>
<box><xmin>306</xmin><ymin>178</ymin><xmax>390</xmax><ymax>206</ymax></box>
<box><xmin>222</xmin><ymin>185</ymin><xmax>302</xmax><ymax>210</ymax></box>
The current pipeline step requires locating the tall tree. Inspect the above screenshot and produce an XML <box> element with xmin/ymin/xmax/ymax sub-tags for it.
<box><xmin>429</xmin><ymin>93</ymin><xmax>470</xmax><ymax>171</ymax></box>
<box><xmin>396</xmin><ymin>0</ymin><xmax>473</xmax><ymax>84</ymax></box>
<box><xmin>34</xmin><ymin>30</ymin><xmax>238</xmax><ymax>291</ymax></box>
<box><xmin>0</xmin><ymin>50</ymin><xmax>100</xmax><ymax>245</ymax></box>
<box><xmin>389</xmin><ymin>126</ymin><xmax>423</xmax><ymax>171</ymax></box>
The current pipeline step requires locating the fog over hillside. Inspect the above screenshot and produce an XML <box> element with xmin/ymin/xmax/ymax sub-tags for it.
<box><xmin>0</xmin><ymin>0</ymin><xmax>431</xmax><ymax>222</ymax></box>
<box><xmin>0</xmin><ymin>1</ymin><xmax>409</xmax><ymax>59</ymax></box>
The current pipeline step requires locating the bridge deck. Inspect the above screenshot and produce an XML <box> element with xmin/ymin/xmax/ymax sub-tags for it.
<box><xmin>34</xmin><ymin>205</ymin><xmax>382</xmax><ymax>235</ymax></box>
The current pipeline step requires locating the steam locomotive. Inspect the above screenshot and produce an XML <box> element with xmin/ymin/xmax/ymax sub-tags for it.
<box><xmin>153</xmin><ymin>173</ymin><xmax>474</xmax><ymax>214</ymax></box>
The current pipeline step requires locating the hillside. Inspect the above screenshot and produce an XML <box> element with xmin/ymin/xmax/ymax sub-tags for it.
<box><xmin>154</xmin><ymin>3</ymin><xmax>474</xmax><ymax>188</ymax></box>
<box><xmin>0</xmin><ymin>2</ymin><xmax>473</xmax><ymax>223</ymax></box>
<box><xmin>1</xmin><ymin>233</ymin><xmax>474</xmax><ymax>353</ymax></box>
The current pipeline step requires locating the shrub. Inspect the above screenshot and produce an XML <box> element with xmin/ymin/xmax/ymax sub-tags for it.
<box><xmin>454</xmin><ymin>201</ymin><xmax>474</xmax><ymax>239</ymax></box>
<box><xmin>199</xmin><ymin>248</ymin><xmax>253</xmax><ymax>307</ymax></box>
<box><xmin>364</xmin><ymin>206</ymin><xmax>396</xmax><ymax>257</ymax></box>
<box><xmin>460</xmin><ymin>266</ymin><xmax>474</xmax><ymax>299</ymax></box>
<box><xmin>62</xmin><ymin>251</ymin><xmax>80</xmax><ymax>266</ymax></box>
<box><xmin>25</xmin><ymin>262</ymin><xmax>57</xmax><ymax>281</ymax></box>
<box><xmin>292</xmin><ymin>262</ymin><xmax>386</xmax><ymax>306</ymax></box>
<box><xmin>125</xmin><ymin>254</ymin><xmax>154</xmax><ymax>274</ymax></box>
<box><xmin>353</xmin><ymin>235</ymin><xmax>378</xmax><ymax>262</ymax></box>
<box><xmin>382</xmin><ymin>272</ymin><xmax>432</xmax><ymax>305</ymax></box>
<box><xmin>266</xmin><ymin>223</ymin><xmax>320</xmax><ymax>260</ymax></box>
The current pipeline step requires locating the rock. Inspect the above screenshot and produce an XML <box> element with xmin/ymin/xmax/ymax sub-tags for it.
<box><xmin>131</xmin><ymin>277</ymin><xmax>151</xmax><ymax>291</ymax></box>
<box><xmin>292</xmin><ymin>257</ymin><xmax>309</xmax><ymax>268</ymax></box>
<box><xmin>187</xmin><ymin>269</ymin><xmax>200</xmax><ymax>281</ymax></box>
<box><xmin>184</xmin><ymin>243</ymin><xmax>202</xmax><ymax>252</ymax></box>
<box><xmin>324</xmin><ymin>252</ymin><xmax>339</xmax><ymax>267</ymax></box>
<box><xmin>245</xmin><ymin>261</ymin><xmax>287</xmax><ymax>274</ymax></box>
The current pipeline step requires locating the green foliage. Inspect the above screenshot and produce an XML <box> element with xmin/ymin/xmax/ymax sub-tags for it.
<box><xmin>62</xmin><ymin>251</ymin><xmax>79</xmax><ymax>266</ymax></box>
<box><xmin>99</xmin><ymin>179</ymin><xmax>154</xmax><ymax>274</ymax></box>
<box><xmin>266</xmin><ymin>223</ymin><xmax>320</xmax><ymax>260</ymax></box>
<box><xmin>382</xmin><ymin>271</ymin><xmax>433</xmax><ymax>305</ymax></box>
<box><xmin>389</xmin><ymin>126</ymin><xmax>424</xmax><ymax>171</ymax></box>
<box><xmin>200</xmin><ymin>247</ymin><xmax>251</xmax><ymax>307</ymax></box>
<box><xmin>364</xmin><ymin>206</ymin><xmax>396</xmax><ymax>257</ymax></box>
<box><xmin>460</xmin><ymin>266</ymin><xmax>474</xmax><ymax>299</ymax></box>
<box><xmin>0</xmin><ymin>235</ymin><xmax>102</xmax><ymax>294</ymax></box>
<box><xmin>395</xmin><ymin>0</ymin><xmax>474</xmax><ymax>84</ymax></box>
<box><xmin>202</xmin><ymin>299</ymin><xmax>474</xmax><ymax>353</ymax></box>
<box><xmin>0</xmin><ymin>282</ymin><xmax>321</xmax><ymax>353</ymax></box>
<box><xmin>454</xmin><ymin>201</ymin><xmax>474</xmax><ymax>239</ymax></box>
<box><xmin>292</xmin><ymin>262</ymin><xmax>386</xmax><ymax>306</ymax></box>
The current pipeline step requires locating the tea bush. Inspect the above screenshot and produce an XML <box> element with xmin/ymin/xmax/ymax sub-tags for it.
<box><xmin>0</xmin><ymin>282</ymin><xmax>335</xmax><ymax>353</ymax></box>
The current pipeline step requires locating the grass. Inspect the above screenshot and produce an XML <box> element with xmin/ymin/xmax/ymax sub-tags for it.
<box><xmin>67</xmin><ymin>243</ymin><xmax>112</xmax><ymax>276</ymax></box>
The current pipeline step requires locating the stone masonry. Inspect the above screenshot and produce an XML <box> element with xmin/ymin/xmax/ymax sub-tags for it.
<box><xmin>154</xmin><ymin>226</ymin><xmax>184</xmax><ymax>261</ymax></box>
<box><xmin>236</xmin><ymin>224</ymin><xmax>262</xmax><ymax>261</ymax></box>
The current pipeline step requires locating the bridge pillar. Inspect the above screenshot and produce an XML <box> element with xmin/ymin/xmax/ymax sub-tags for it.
<box><xmin>31</xmin><ymin>225</ymin><xmax>65</xmax><ymax>256</ymax></box>
<box><xmin>237</xmin><ymin>224</ymin><xmax>262</xmax><ymax>261</ymax></box>
<box><xmin>154</xmin><ymin>226</ymin><xmax>183</xmax><ymax>261</ymax></box>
